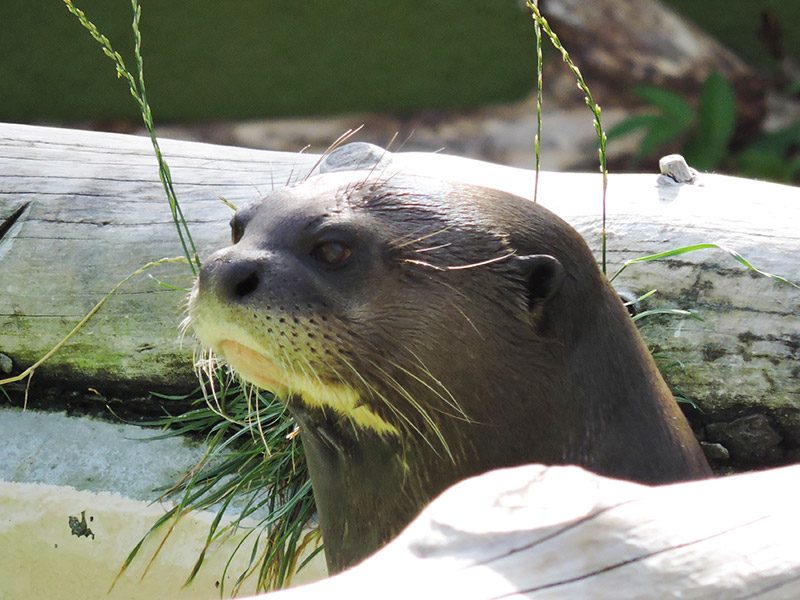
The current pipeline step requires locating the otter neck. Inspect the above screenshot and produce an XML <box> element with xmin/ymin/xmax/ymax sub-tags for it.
<box><xmin>288</xmin><ymin>400</ymin><xmax>416</xmax><ymax>573</ymax></box>
<box><xmin>561</xmin><ymin>285</ymin><xmax>711</xmax><ymax>483</ymax></box>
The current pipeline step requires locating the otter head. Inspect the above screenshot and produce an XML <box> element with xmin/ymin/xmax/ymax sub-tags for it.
<box><xmin>189</xmin><ymin>171</ymin><xmax>571</xmax><ymax>443</ymax></box>
<box><xmin>188</xmin><ymin>168</ymin><xmax>709</xmax><ymax>572</ymax></box>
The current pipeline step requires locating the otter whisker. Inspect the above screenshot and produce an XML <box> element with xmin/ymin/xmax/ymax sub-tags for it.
<box><xmin>323</xmin><ymin>359</ymin><xmax>376</xmax><ymax>443</ymax></box>
<box><xmin>448</xmin><ymin>302</ymin><xmax>484</xmax><ymax>341</ymax></box>
<box><xmin>398</xmin><ymin>346</ymin><xmax>469</xmax><ymax>420</ymax></box>
<box><xmin>404</xmin><ymin>250</ymin><xmax>516</xmax><ymax>273</ymax></box>
<box><xmin>195</xmin><ymin>347</ymin><xmax>217</xmax><ymax>401</ymax></box>
<box><xmin>360</xmin><ymin>131</ymin><xmax>398</xmax><ymax>187</ymax></box>
<box><xmin>392</xmin><ymin>224</ymin><xmax>455</xmax><ymax>249</ymax></box>
<box><xmin>178</xmin><ymin>317</ymin><xmax>193</xmax><ymax>347</ymax></box>
<box><xmin>402</xmin><ymin>259</ymin><xmax>446</xmax><ymax>271</ymax></box>
<box><xmin>369</xmin><ymin>164</ymin><xmax>405</xmax><ymax>189</ymax></box>
<box><xmin>178</xmin><ymin>288</ymin><xmax>198</xmax><ymax>345</ymax></box>
<box><xmin>367</xmin><ymin>360</ymin><xmax>454</xmax><ymax>462</ymax></box>
<box><xmin>274</xmin><ymin>344</ymin><xmax>304</xmax><ymax>385</ymax></box>
<box><xmin>298</xmin><ymin>355</ymin><xmax>326</xmax><ymax>389</ymax></box>
<box><xmin>386</xmin><ymin>359</ymin><xmax>471</xmax><ymax>423</ymax></box>
<box><xmin>195</xmin><ymin>347</ymin><xmax>248</xmax><ymax>426</ymax></box>
<box><xmin>243</xmin><ymin>380</ymin><xmax>271</xmax><ymax>456</ymax></box>
<box><xmin>444</xmin><ymin>251</ymin><xmax>517</xmax><ymax>271</ymax></box>
<box><xmin>414</xmin><ymin>242</ymin><xmax>452</xmax><ymax>253</ymax></box>
<box><xmin>389</xmin><ymin>129</ymin><xmax>415</xmax><ymax>154</ymax></box>
<box><xmin>336</xmin><ymin>355</ymin><xmax>420</xmax><ymax>442</ymax></box>
<box><xmin>435</xmin><ymin>279</ymin><xmax>473</xmax><ymax>303</ymax></box>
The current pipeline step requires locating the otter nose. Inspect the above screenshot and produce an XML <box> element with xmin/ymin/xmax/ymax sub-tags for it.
<box><xmin>200</xmin><ymin>256</ymin><xmax>262</xmax><ymax>303</ymax></box>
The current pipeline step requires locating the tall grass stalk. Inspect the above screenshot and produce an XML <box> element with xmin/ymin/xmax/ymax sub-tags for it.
<box><xmin>531</xmin><ymin>0</ymin><xmax>543</xmax><ymax>204</ymax></box>
<box><xmin>526</xmin><ymin>1</ymin><xmax>609</xmax><ymax>274</ymax></box>
<box><xmin>63</xmin><ymin>0</ymin><xmax>200</xmax><ymax>274</ymax></box>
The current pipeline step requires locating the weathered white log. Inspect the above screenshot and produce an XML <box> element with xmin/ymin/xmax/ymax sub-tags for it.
<box><xmin>0</xmin><ymin>123</ymin><xmax>798</xmax><ymax>435</ymax></box>
<box><xmin>0</xmin><ymin>123</ymin><xmax>318</xmax><ymax>391</ymax></box>
<box><xmin>254</xmin><ymin>463</ymin><xmax>800</xmax><ymax>599</ymax></box>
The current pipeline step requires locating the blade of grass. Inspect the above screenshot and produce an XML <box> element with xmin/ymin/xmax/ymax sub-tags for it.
<box><xmin>60</xmin><ymin>1</ymin><xmax>317</xmax><ymax>591</ymax></box>
<box><xmin>0</xmin><ymin>257</ymin><xmax>187</xmax><ymax>396</ymax></box>
<box><xmin>610</xmin><ymin>242</ymin><xmax>800</xmax><ymax>290</ymax></box>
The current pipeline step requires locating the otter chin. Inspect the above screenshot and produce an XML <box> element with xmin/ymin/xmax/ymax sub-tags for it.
<box><xmin>188</xmin><ymin>168</ymin><xmax>711</xmax><ymax>573</ymax></box>
<box><xmin>217</xmin><ymin>340</ymin><xmax>289</xmax><ymax>393</ymax></box>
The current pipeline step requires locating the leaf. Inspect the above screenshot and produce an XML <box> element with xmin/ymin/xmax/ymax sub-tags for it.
<box><xmin>634</xmin><ymin>85</ymin><xmax>694</xmax><ymax>127</ymax></box>
<box><xmin>606</xmin><ymin>114</ymin><xmax>662</xmax><ymax>140</ymax></box>
<box><xmin>683</xmin><ymin>72</ymin><xmax>736</xmax><ymax>170</ymax></box>
<box><xmin>674</xmin><ymin>394</ymin><xmax>702</xmax><ymax>410</ymax></box>
<box><xmin>607</xmin><ymin>87</ymin><xmax>694</xmax><ymax>160</ymax></box>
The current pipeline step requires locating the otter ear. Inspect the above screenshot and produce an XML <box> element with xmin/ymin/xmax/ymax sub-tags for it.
<box><xmin>515</xmin><ymin>254</ymin><xmax>564</xmax><ymax>309</ymax></box>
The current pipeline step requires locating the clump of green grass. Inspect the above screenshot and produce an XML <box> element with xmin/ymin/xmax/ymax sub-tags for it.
<box><xmin>122</xmin><ymin>376</ymin><xmax>319</xmax><ymax>594</ymax></box>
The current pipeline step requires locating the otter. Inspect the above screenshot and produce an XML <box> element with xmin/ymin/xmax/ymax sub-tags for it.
<box><xmin>188</xmin><ymin>160</ymin><xmax>711</xmax><ymax>573</ymax></box>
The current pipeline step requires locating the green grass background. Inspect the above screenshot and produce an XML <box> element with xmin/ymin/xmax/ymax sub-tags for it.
<box><xmin>0</xmin><ymin>1</ymin><xmax>797</xmax><ymax>123</ymax></box>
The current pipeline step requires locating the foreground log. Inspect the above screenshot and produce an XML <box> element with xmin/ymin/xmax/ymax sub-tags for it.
<box><xmin>0</xmin><ymin>123</ymin><xmax>798</xmax><ymax>464</ymax></box>
<box><xmin>255</xmin><ymin>463</ymin><xmax>800</xmax><ymax>599</ymax></box>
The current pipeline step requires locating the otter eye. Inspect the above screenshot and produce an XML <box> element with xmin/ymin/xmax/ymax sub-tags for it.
<box><xmin>310</xmin><ymin>241</ymin><xmax>352</xmax><ymax>266</ymax></box>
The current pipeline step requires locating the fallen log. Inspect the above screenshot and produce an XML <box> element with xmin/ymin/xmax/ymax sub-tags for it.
<box><xmin>0</xmin><ymin>123</ymin><xmax>798</xmax><ymax>465</ymax></box>
<box><xmin>252</xmin><ymin>462</ymin><xmax>800</xmax><ymax>599</ymax></box>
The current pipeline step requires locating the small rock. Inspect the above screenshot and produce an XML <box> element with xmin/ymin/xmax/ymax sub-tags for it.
<box><xmin>658</xmin><ymin>154</ymin><xmax>697</xmax><ymax>184</ymax></box>
<box><xmin>0</xmin><ymin>353</ymin><xmax>12</xmax><ymax>375</ymax></box>
<box><xmin>700</xmin><ymin>441</ymin><xmax>730</xmax><ymax>462</ymax></box>
<box><xmin>706</xmin><ymin>414</ymin><xmax>783</xmax><ymax>463</ymax></box>
<box><xmin>319</xmin><ymin>142</ymin><xmax>392</xmax><ymax>173</ymax></box>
